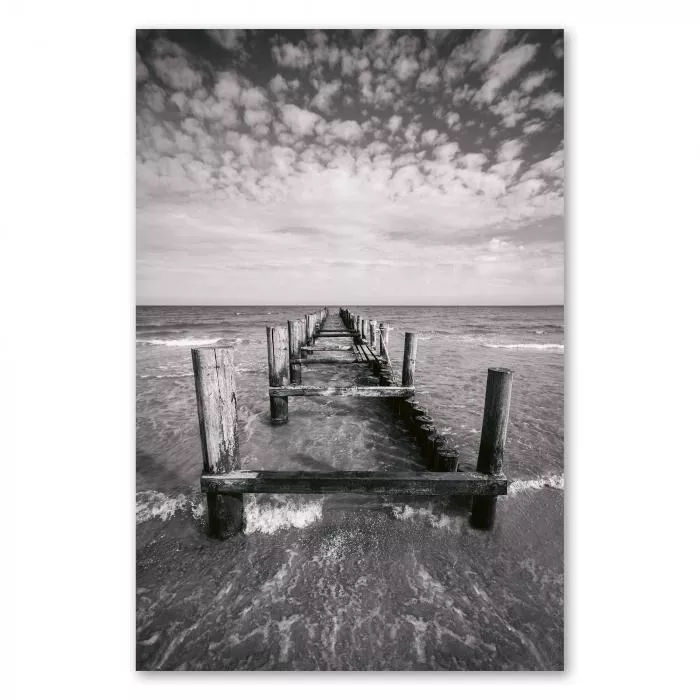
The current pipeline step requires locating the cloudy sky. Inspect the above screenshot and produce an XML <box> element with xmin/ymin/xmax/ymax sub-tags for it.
<box><xmin>136</xmin><ymin>29</ymin><xmax>564</xmax><ymax>305</ymax></box>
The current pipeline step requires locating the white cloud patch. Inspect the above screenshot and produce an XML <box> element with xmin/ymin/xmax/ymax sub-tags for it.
<box><xmin>497</xmin><ymin>139</ymin><xmax>525</xmax><ymax>162</ymax></box>
<box><xmin>521</xmin><ymin>70</ymin><xmax>554</xmax><ymax>93</ymax></box>
<box><xmin>417</xmin><ymin>67</ymin><xmax>440</xmax><ymax>90</ymax></box>
<box><xmin>272</xmin><ymin>42</ymin><xmax>312</xmax><ymax>69</ymax></box>
<box><xmin>475</xmin><ymin>44</ymin><xmax>539</xmax><ymax>104</ymax></box>
<box><xmin>530</xmin><ymin>91</ymin><xmax>564</xmax><ymax>115</ymax></box>
<box><xmin>394</xmin><ymin>56</ymin><xmax>420</xmax><ymax>81</ymax></box>
<box><xmin>280</xmin><ymin>104</ymin><xmax>321</xmax><ymax>136</ymax></box>
<box><xmin>310</xmin><ymin>80</ymin><xmax>342</xmax><ymax>113</ymax></box>
<box><xmin>329</xmin><ymin>120</ymin><xmax>363</xmax><ymax>143</ymax></box>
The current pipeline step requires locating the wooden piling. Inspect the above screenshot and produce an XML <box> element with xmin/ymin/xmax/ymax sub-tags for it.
<box><xmin>379</xmin><ymin>323</ymin><xmax>389</xmax><ymax>360</ymax></box>
<box><xmin>288</xmin><ymin>319</ymin><xmax>303</xmax><ymax>385</ymax></box>
<box><xmin>191</xmin><ymin>347</ymin><xmax>243</xmax><ymax>538</ymax></box>
<box><xmin>369</xmin><ymin>320</ymin><xmax>378</xmax><ymax>352</ymax></box>
<box><xmin>402</xmin><ymin>333</ymin><xmax>417</xmax><ymax>386</ymax></box>
<box><xmin>470</xmin><ymin>368</ymin><xmax>513</xmax><ymax>530</ymax></box>
<box><xmin>267</xmin><ymin>325</ymin><xmax>290</xmax><ymax>424</ymax></box>
<box><xmin>437</xmin><ymin>448</ymin><xmax>460</xmax><ymax>472</ymax></box>
<box><xmin>361</xmin><ymin>318</ymin><xmax>368</xmax><ymax>343</ymax></box>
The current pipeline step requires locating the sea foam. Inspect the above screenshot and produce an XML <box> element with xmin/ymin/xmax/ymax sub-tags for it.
<box><xmin>483</xmin><ymin>343</ymin><xmax>564</xmax><ymax>352</ymax></box>
<box><xmin>137</xmin><ymin>337</ymin><xmax>223</xmax><ymax>347</ymax></box>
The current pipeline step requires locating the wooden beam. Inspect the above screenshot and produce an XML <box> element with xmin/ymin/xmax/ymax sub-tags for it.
<box><xmin>202</xmin><ymin>470</ymin><xmax>507</xmax><ymax>496</ymax></box>
<box><xmin>317</xmin><ymin>331</ymin><xmax>357</xmax><ymax>337</ymax></box>
<box><xmin>269</xmin><ymin>385</ymin><xmax>415</xmax><ymax>398</ymax></box>
<box><xmin>295</xmin><ymin>357</ymin><xmax>359</xmax><ymax>364</ymax></box>
<box><xmin>301</xmin><ymin>345</ymin><xmax>353</xmax><ymax>352</ymax></box>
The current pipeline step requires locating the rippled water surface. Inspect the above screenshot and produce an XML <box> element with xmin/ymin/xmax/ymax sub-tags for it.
<box><xmin>136</xmin><ymin>305</ymin><xmax>564</xmax><ymax>671</ymax></box>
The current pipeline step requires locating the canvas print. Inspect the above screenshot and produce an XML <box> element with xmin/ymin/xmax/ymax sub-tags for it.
<box><xmin>136</xmin><ymin>29</ymin><xmax>564</xmax><ymax>671</ymax></box>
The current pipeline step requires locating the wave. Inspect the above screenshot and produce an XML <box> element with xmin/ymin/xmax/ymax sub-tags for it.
<box><xmin>244</xmin><ymin>494</ymin><xmax>323</xmax><ymax>534</ymax></box>
<box><xmin>483</xmin><ymin>343</ymin><xmax>564</xmax><ymax>352</ymax></box>
<box><xmin>508</xmin><ymin>474</ymin><xmax>564</xmax><ymax>494</ymax></box>
<box><xmin>136</xmin><ymin>490</ymin><xmax>322</xmax><ymax>533</ymax></box>
<box><xmin>138</xmin><ymin>372</ymin><xmax>194</xmax><ymax>380</ymax></box>
<box><xmin>136</xmin><ymin>490</ymin><xmax>203</xmax><ymax>524</ymax></box>
<box><xmin>137</xmin><ymin>337</ymin><xmax>224</xmax><ymax>347</ymax></box>
<box><xmin>136</xmin><ymin>475</ymin><xmax>564</xmax><ymax>531</ymax></box>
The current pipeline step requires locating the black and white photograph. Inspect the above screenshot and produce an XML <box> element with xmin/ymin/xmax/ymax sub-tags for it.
<box><xmin>135</xmin><ymin>28</ymin><xmax>564</xmax><ymax>671</ymax></box>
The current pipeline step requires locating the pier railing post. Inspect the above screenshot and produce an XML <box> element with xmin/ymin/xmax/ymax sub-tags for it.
<box><xmin>402</xmin><ymin>332</ymin><xmax>417</xmax><ymax>386</ymax></box>
<box><xmin>191</xmin><ymin>347</ymin><xmax>243</xmax><ymax>538</ymax></box>
<box><xmin>267</xmin><ymin>325</ymin><xmax>290</xmax><ymax>424</ymax></box>
<box><xmin>369</xmin><ymin>320</ymin><xmax>378</xmax><ymax>352</ymax></box>
<box><xmin>470</xmin><ymin>368</ymin><xmax>513</xmax><ymax>530</ymax></box>
<box><xmin>379</xmin><ymin>323</ymin><xmax>389</xmax><ymax>360</ymax></box>
<box><xmin>288</xmin><ymin>319</ymin><xmax>303</xmax><ymax>385</ymax></box>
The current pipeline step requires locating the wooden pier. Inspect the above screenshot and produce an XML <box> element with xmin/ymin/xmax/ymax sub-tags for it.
<box><xmin>191</xmin><ymin>307</ymin><xmax>513</xmax><ymax>538</ymax></box>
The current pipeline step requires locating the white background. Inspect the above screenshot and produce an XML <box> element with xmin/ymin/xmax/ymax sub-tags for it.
<box><xmin>4</xmin><ymin>1</ymin><xmax>700</xmax><ymax>697</ymax></box>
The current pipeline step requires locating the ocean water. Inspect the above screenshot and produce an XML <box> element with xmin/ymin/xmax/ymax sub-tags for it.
<box><xmin>136</xmin><ymin>306</ymin><xmax>564</xmax><ymax>671</ymax></box>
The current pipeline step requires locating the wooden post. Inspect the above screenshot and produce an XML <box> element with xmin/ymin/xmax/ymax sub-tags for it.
<box><xmin>438</xmin><ymin>448</ymin><xmax>459</xmax><ymax>472</ymax></box>
<box><xmin>361</xmin><ymin>318</ymin><xmax>368</xmax><ymax>342</ymax></box>
<box><xmin>267</xmin><ymin>325</ymin><xmax>290</xmax><ymax>424</ymax></box>
<box><xmin>288</xmin><ymin>319</ymin><xmax>303</xmax><ymax>385</ymax></box>
<box><xmin>191</xmin><ymin>347</ymin><xmax>243</xmax><ymax>538</ymax></box>
<box><xmin>379</xmin><ymin>323</ymin><xmax>389</xmax><ymax>360</ymax></box>
<box><xmin>402</xmin><ymin>333</ymin><xmax>417</xmax><ymax>386</ymax></box>
<box><xmin>431</xmin><ymin>437</ymin><xmax>448</xmax><ymax>471</ymax></box>
<box><xmin>470</xmin><ymin>368</ymin><xmax>513</xmax><ymax>530</ymax></box>
<box><xmin>369</xmin><ymin>320</ymin><xmax>378</xmax><ymax>352</ymax></box>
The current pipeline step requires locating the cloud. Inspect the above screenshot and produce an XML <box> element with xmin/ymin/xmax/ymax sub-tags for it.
<box><xmin>490</xmin><ymin>91</ymin><xmax>530</xmax><ymax>127</ymax></box>
<box><xmin>522</xmin><ymin>120</ymin><xmax>545</xmax><ymax>135</ymax></box>
<box><xmin>421</xmin><ymin>129</ymin><xmax>439</xmax><ymax>146</ymax></box>
<box><xmin>279</xmin><ymin>104</ymin><xmax>321</xmax><ymax>136</ymax></box>
<box><xmin>530</xmin><ymin>91</ymin><xmax>564</xmax><ymax>115</ymax></box>
<box><xmin>471</xmin><ymin>29</ymin><xmax>511</xmax><ymax>66</ymax></box>
<box><xmin>434</xmin><ymin>142</ymin><xmax>460</xmax><ymax>161</ymax></box>
<box><xmin>497</xmin><ymin>139</ymin><xmax>525</xmax><ymax>162</ymax></box>
<box><xmin>244</xmin><ymin>108</ymin><xmax>272</xmax><ymax>127</ymax></box>
<box><xmin>328</xmin><ymin>120</ymin><xmax>363</xmax><ymax>142</ymax></box>
<box><xmin>310</xmin><ymin>80</ymin><xmax>342</xmax><ymax>113</ymax></box>
<box><xmin>272</xmin><ymin>42</ymin><xmax>312</xmax><ymax>69</ymax></box>
<box><xmin>136</xmin><ymin>52</ymin><xmax>149</xmax><ymax>82</ymax></box>
<box><xmin>206</xmin><ymin>29</ymin><xmax>247</xmax><ymax>53</ymax></box>
<box><xmin>521</xmin><ymin>70</ymin><xmax>554</xmax><ymax>93</ymax></box>
<box><xmin>214</xmin><ymin>72</ymin><xmax>243</xmax><ymax>102</ymax></box>
<box><xmin>136</xmin><ymin>30</ymin><xmax>564</xmax><ymax>304</ymax></box>
<box><xmin>394</xmin><ymin>56</ymin><xmax>420</xmax><ymax>81</ymax></box>
<box><xmin>475</xmin><ymin>44</ymin><xmax>539</xmax><ymax>104</ymax></box>
<box><xmin>142</xmin><ymin>84</ymin><xmax>166</xmax><ymax>113</ymax></box>
<box><xmin>417</xmin><ymin>67</ymin><xmax>440</xmax><ymax>90</ymax></box>
<box><xmin>445</xmin><ymin>112</ymin><xmax>460</xmax><ymax>129</ymax></box>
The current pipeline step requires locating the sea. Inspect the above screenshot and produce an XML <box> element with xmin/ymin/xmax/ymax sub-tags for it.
<box><xmin>136</xmin><ymin>305</ymin><xmax>564</xmax><ymax>671</ymax></box>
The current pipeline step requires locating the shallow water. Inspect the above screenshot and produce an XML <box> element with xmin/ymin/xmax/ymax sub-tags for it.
<box><xmin>136</xmin><ymin>305</ymin><xmax>564</xmax><ymax>670</ymax></box>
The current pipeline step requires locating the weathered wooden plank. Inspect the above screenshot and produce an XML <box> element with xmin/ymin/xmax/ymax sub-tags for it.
<box><xmin>269</xmin><ymin>385</ymin><xmax>415</xmax><ymax>398</ymax></box>
<box><xmin>191</xmin><ymin>347</ymin><xmax>243</xmax><ymax>538</ymax></box>
<box><xmin>379</xmin><ymin>322</ymin><xmax>389</xmax><ymax>359</ymax></box>
<box><xmin>301</xmin><ymin>345</ymin><xmax>354</xmax><ymax>352</ymax></box>
<box><xmin>296</xmin><ymin>357</ymin><xmax>359</xmax><ymax>364</ymax></box>
<box><xmin>369</xmin><ymin>320</ymin><xmax>378</xmax><ymax>352</ymax></box>
<box><xmin>201</xmin><ymin>470</ymin><xmax>507</xmax><ymax>496</ymax></box>
<box><xmin>402</xmin><ymin>332</ymin><xmax>418</xmax><ymax>386</ymax></box>
<box><xmin>266</xmin><ymin>325</ymin><xmax>290</xmax><ymax>424</ymax></box>
<box><xmin>288</xmin><ymin>319</ymin><xmax>303</xmax><ymax>385</ymax></box>
<box><xmin>317</xmin><ymin>331</ymin><xmax>357</xmax><ymax>336</ymax></box>
<box><xmin>471</xmin><ymin>368</ymin><xmax>513</xmax><ymax>530</ymax></box>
